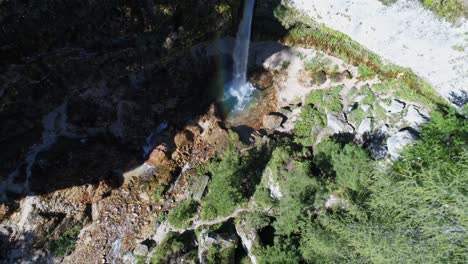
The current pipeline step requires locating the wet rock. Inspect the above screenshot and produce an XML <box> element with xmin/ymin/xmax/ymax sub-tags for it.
<box><xmin>133</xmin><ymin>244</ymin><xmax>149</xmax><ymax>256</ymax></box>
<box><xmin>249</xmin><ymin>69</ymin><xmax>274</xmax><ymax>90</ymax></box>
<box><xmin>262</xmin><ymin>114</ymin><xmax>284</xmax><ymax>130</ymax></box>
<box><xmin>327</xmin><ymin>113</ymin><xmax>354</xmax><ymax>134</ymax></box>
<box><xmin>387</xmin><ymin>129</ymin><xmax>418</xmax><ymax>159</ymax></box>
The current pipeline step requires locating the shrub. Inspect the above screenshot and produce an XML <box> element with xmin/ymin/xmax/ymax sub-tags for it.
<box><xmin>358</xmin><ymin>65</ymin><xmax>377</xmax><ymax>80</ymax></box>
<box><xmin>150</xmin><ymin>233</ymin><xmax>186</xmax><ymax>264</ymax></box>
<box><xmin>168</xmin><ymin>199</ymin><xmax>198</xmax><ymax>229</ymax></box>
<box><xmin>49</xmin><ymin>225</ymin><xmax>82</xmax><ymax>257</ymax></box>
<box><xmin>422</xmin><ymin>0</ymin><xmax>467</xmax><ymax>22</ymax></box>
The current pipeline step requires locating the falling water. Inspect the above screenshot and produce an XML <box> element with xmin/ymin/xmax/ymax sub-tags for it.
<box><xmin>225</xmin><ymin>0</ymin><xmax>256</xmax><ymax>111</ymax></box>
<box><xmin>142</xmin><ymin>120</ymin><xmax>168</xmax><ymax>157</ymax></box>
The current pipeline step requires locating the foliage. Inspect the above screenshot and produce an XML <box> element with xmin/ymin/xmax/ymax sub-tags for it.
<box><xmin>252</xmin><ymin>110</ymin><xmax>468</xmax><ymax>263</ymax></box>
<box><xmin>422</xmin><ymin>0</ymin><xmax>467</xmax><ymax>22</ymax></box>
<box><xmin>305</xmin><ymin>86</ymin><xmax>343</xmax><ymax>112</ymax></box>
<box><xmin>358</xmin><ymin>65</ymin><xmax>377</xmax><ymax>80</ymax></box>
<box><xmin>205</xmin><ymin>243</ymin><xmax>237</xmax><ymax>264</ymax></box>
<box><xmin>200</xmin><ymin>133</ymin><xmax>270</xmax><ymax>220</ymax></box>
<box><xmin>150</xmin><ymin>233</ymin><xmax>186</xmax><ymax>264</ymax></box>
<box><xmin>294</xmin><ymin>106</ymin><xmax>326</xmax><ymax>145</ymax></box>
<box><xmin>168</xmin><ymin>199</ymin><xmax>198</xmax><ymax>229</ymax></box>
<box><xmin>49</xmin><ymin>225</ymin><xmax>82</xmax><ymax>257</ymax></box>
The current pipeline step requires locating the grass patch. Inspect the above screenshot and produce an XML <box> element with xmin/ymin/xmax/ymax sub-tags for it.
<box><xmin>150</xmin><ymin>233</ymin><xmax>186</xmax><ymax>264</ymax></box>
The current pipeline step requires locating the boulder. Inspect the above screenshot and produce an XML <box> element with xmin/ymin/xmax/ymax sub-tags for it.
<box><xmin>357</xmin><ymin>118</ymin><xmax>372</xmax><ymax>135</ymax></box>
<box><xmin>188</xmin><ymin>175</ymin><xmax>210</xmax><ymax>201</ymax></box>
<box><xmin>262</xmin><ymin>114</ymin><xmax>284</xmax><ymax>130</ymax></box>
<box><xmin>327</xmin><ymin>113</ymin><xmax>354</xmax><ymax>134</ymax></box>
<box><xmin>404</xmin><ymin>105</ymin><xmax>429</xmax><ymax>128</ymax></box>
<box><xmin>249</xmin><ymin>69</ymin><xmax>274</xmax><ymax>90</ymax></box>
<box><xmin>133</xmin><ymin>244</ymin><xmax>149</xmax><ymax>256</ymax></box>
<box><xmin>381</xmin><ymin>99</ymin><xmax>405</xmax><ymax>114</ymax></box>
<box><xmin>387</xmin><ymin>129</ymin><xmax>418</xmax><ymax>159</ymax></box>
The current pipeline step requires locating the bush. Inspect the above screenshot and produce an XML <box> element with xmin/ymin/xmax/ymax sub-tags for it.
<box><xmin>168</xmin><ymin>199</ymin><xmax>198</xmax><ymax>229</ymax></box>
<box><xmin>200</xmin><ymin>133</ymin><xmax>270</xmax><ymax>220</ymax></box>
<box><xmin>422</xmin><ymin>0</ymin><xmax>467</xmax><ymax>22</ymax></box>
<box><xmin>358</xmin><ymin>65</ymin><xmax>377</xmax><ymax>80</ymax></box>
<box><xmin>49</xmin><ymin>225</ymin><xmax>82</xmax><ymax>257</ymax></box>
<box><xmin>150</xmin><ymin>233</ymin><xmax>186</xmax><ymax>264</ymax></box>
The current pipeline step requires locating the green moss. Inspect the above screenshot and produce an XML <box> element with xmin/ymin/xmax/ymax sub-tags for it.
<box><xmin>360</xmin><ymin>87</ymin><xmax>377</xmax><ymax>105</ymax></box>
<box><xmin>374</xmin><ymin>104</ymin><xmax>388</xmax><ymax>121</ymax></box>
<box><xmin>168</xmin><ymin>199</ymin><xmax>198</xmax><ymax>229</ymax></box>
<box><xmin>49</xmin><ymin>225</ymin><xmax>82</xmax><ymax>257</ymax></box>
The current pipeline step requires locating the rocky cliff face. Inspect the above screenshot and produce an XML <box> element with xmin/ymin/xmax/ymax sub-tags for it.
<box><xmin>1</xmin><ymin>0</ymin><xmax>464</xmax><ymax>263</ymax></box>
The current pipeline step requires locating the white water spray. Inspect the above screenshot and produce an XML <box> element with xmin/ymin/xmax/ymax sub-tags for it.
<box><xmin>226</xmin><ymin>0</ymin><xmax>256</xmax><ymax>111</ymax></box>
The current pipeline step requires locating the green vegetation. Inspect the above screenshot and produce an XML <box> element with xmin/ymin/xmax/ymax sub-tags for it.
<box><xmin>206</xmin><ymin>243</ymin><xmax>237</xmax><ymax>264</ymax></box>
<box><xmin>422</xmin><ymin>0</ymin><xmax>467</xmax><ymax>22</ymax></box>
<box><xmin>168</xmin><ymin>199</ymin><xmax>198</xmax><ymax>229</ymax></box>
<box><xmin>253</xmin><ymin>110</ymin><xmax>468</xmax><ymax>263</ymax></box>
<box><xmin>293</xmin><ymin>86</ymin><xmax>344</xmax><ymax>145</ymax></box>
<box><xmin>49</xmin><ymin>225</ymin><xmax>82</xmax><ymax>257</ymax></box>
<box><xmin>294</xmin><ymin>106</ymin><xmax>326</xmax><ymax>145</ymax></box>
<box><xmin>150</xmin><ymin>233</ymin><xmax>186</xmax><ymax>264</ymax></box>
<box><xmin>305</xmin><ymin>86</ymin><xmax>343</xmax><ymax>112</ymax></box>
<box><xmin>358</xmin><ymin>65</ymin><xmax>377</xmax><ymax>80</ymax></box>
<box><xmin>275</xmin><ymin>3</ymin><xmax>447</xmax><ymax>108</ymax></box>
<box><xmin>200</xmin><ymin>133</ymin><xmax>270</xmax><ymax>220</ymax></box>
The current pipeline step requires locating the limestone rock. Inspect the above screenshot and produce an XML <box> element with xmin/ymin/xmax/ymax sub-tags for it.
<box><xmin>381</xmin><ymin>99</ymin><xmax>405</xmax><ymax>114</ymax></box>
<box><xmin>327</xmin><ymin>113</ymin><xmax>354</xmax><ymax>134</ymax></box>
<box><xmin>133</xmin><ymin>244</ymin><xmax>149</xmax><ymax>256</ymax></box>
<box><xmin>357</xmin><ymin>118</ymin><xmax>372</xmax><ymax>135</ymax></box>
<box><xmin>262</xmin><ymin>114</ymin><xmax>284</xmax><ymax>130</ymax></box>
<box><xmin>387</xmin><ymin>129</ymin><xmax>418</xmax><ymax>159</ymax></box>
<box><xmin>188</xmin><ymin>175</ymin><xmax>210</xmax><ymax>201</ymax></box>
<box><xmin>404</xmin><ymin>105</ymin><xmax>429</xmax><ymax>128</ymax></box>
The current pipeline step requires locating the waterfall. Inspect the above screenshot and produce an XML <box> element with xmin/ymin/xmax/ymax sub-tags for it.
<box><xmin>226</xmin><ymin>0</ymin><xmax>256</xmax><ymax>111</ymax></box>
